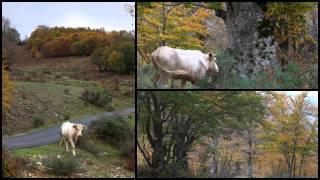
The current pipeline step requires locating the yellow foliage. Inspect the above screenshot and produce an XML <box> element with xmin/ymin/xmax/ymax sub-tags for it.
<box><xmin>2</xmin><ymin>63</ymin><xmax>15</xmax><ymax>114</ymax></box>
<box><xmin>30</xmin><ymin>47</ymin><xmax>38</xmax><ymax>58</ymax></box>
<box><xmin>138</xmin><ymin>2</ymin><xmax>210</xmax><ymax>63</ymax></box>
<box><xmin>35</xmin><ymin>51</ymin><xmax>43</xmax><ymax>60</ymax></box>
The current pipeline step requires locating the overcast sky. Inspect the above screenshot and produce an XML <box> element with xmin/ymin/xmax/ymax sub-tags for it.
<box><xmin>281</xmin><ymin>91</ymin><xmax>318</xmax><ymax>106</ymax></box>
<box><xmin>2</xmin><ymin>2</ymin><xmax>134</xmax><ymax>38</ymax></box>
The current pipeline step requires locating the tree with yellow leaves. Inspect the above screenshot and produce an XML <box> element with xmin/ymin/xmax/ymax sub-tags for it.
<box><xmin>259</xmin><ymin>92</ymin><xmax>318</xmax><ymax>177</ymax></box>
<box><xmin>137</xmin><ymin>2</ymin><xmax>210</xmax><ymax>63</ymax></box>
<box><xmin>2</xmin><ymin>49</ymin><xmax>15</xmax><ymax>126</ymax></box>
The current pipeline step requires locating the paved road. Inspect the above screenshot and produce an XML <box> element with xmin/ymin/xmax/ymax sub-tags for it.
<box><xmin>2</xmin><ymin>108</ymin><xmax>135</xmax><ymax>150</ymax></box>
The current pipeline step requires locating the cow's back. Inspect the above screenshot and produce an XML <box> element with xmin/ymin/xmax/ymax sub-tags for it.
<box><xmin>152</xmin><ymin>46</ymin><xmax>205</xmax><ymax>75</ymax></box>
<box><xmin>61</xmin><ymin>122</ymin><xmax>73</xmax><ymax>136</ymax></box>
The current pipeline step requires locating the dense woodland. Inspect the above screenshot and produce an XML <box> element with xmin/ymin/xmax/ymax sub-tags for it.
<box><xmin>137</xmin><ymin>2</ymin><xmax>318</xmax><ymax>89</ymax></box>
<box><xmin>2</xmin><ymin>16</ymin><xmax>135</xmax><ymax>74</ymax></box>
<box><xmin>137</xmin><ymin>91</ymin><xmax>318</xmax><ymax>178</ymax></box>
<box><xmin>26</xmin><ymin>26</ymin><xmax>135</xmax><ymax>74</ymax></box>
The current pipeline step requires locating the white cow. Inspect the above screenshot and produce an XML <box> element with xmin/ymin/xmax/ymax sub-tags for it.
<box><xmin>151</xmin><ymin>46</ymin><xmax>219</xmax><ymax>88</ymax></box>
<box><xmin>59</xmin><ymin>122</ymin><xmax>87</xmax><ymax>156</ymax></box>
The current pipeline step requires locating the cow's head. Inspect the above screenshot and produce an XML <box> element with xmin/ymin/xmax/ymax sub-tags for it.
<box><xmin>73</xmin><ymin>124</ymin><xmax>87</xmax><ymax>137</ymax></box>
<box><xmin>207</xmin><ymin>52</ymin><xmax>219</xmax><ymax>74</ymax></box>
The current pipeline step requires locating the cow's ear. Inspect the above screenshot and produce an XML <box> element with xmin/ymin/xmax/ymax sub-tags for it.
<box><xmin>208</xmin><ymin>53</ymin><xmax>213</xmax><ymax>61</ymax></box>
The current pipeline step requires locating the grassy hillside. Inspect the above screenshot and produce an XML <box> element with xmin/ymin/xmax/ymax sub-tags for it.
<box><xmin>4</xmin><ymin>50</ymin><xmax>134</xmax><ymax>135</ymax></box>
<box><xmin>3</xmin><ymin>45</ymin><xmax>135</xmax><ymax>178</ymax></box>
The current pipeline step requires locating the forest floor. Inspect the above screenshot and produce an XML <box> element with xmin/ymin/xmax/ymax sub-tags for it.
<box><xmin>3</xmin><ymin>45</ymin><xmax>135</xmax><ymax>177</ymax></box>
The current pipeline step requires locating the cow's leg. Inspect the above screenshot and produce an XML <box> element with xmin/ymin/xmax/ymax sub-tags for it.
<box><xmin>180</xmin><ymin>80</ymin><xmax>186</xmax><ymax>88</ymax></box>
<box><xmin>68</xmin><ymin>137</ymin><xmax>76</xmax><ymax>156</ymax></box>
<box><xmin>152</xmin><ymin>73</ymin><xmax>160</xmax><ymax>88</ymax></box>
<box><xmin>59</xmin><ymin>137</ymin><xmax>64</xmax><ymax>150</ymax></box>
<box><xmin>74</xmin><ymin>136</ymin><xmax>78</xmax><ymax>145</ymax></box>
<box><xmin>63</xmin><ymin>137</ymin><xmax>69</xmax><ymax>152</ymax></box>
<box><xmin>171</xmin><ymin>79</ymin><xmax>175</xmax><ymax>89</ymax></box>
<box><xmin>158</xmin><ymin>72</ymin><xmax>169</xmax><ymax>88</ymax></box>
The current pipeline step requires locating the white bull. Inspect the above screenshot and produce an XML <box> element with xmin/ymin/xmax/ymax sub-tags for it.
<box><xmin>59</xmin><ymin>122</ymin><xmax>87</xmax><ymax>156</ymax></box>
<box><xmin>151</xmin><ymin>46</ymin><xmax>218</xmax><ymax>88</ymax></box>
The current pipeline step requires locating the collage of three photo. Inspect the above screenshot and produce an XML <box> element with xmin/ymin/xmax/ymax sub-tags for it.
<box><xmin>2</xmin><ymin>2</ymin><xmax>318</xmax><ymax>178</ymax></box>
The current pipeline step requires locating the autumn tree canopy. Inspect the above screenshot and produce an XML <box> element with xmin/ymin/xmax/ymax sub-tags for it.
<box><xmin>137</xmin><ymin>2</ymin><xmax>211</xmax><ymax>63</ymax></box>
<box><xmin>137</xmin><ymin>91</ymin><xmax>318</xmax><ymax>177</ymax></box>
<box><xmin>27</xmin><ymin>26</ymin><xmax>132</xmax><ymax>58</ymax></box>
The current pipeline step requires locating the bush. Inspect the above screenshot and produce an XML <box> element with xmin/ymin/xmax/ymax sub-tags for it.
<box><xmin>77</xmin><ymin>132</ymin><xmax>99</xmax><ymax>156</ymax></box>
<box><xmin>124</xmin><ymin>145</ymin><xmax>135</xmax><ymax>171</ymax></box>
<box><xmin>137</xmin><ymin>63</ymin><xmax>157</xmax><ymax>89</ymax></box>
<box><xmin>64</xmin><ymin>88</ymin><xmax>69</xmax><ymax>95</ymax></box>
<box><xmin>30</xmin><ymin>47</ymin><xmax>38</xmax><ymax>58</ymax></box>
<box><xmin>107</xmin><ymin>50</ymin><xmax>126</xmax><ymax>74</ymax></box>
<box><xmin>91</xmin><ymin>40</ymin><xmax>134</xmax><ymax>74</ymax></box>
<box><xmin>79</xmin><ymin>88</ymin><xmax>112</xmax><ymax>108</ymax></box>
<box><xmin>35</xmin><ymin>50</ymin><xmax>43</xmax><ymax>60</ymax></box>
<box><xmin>93</xmin><ymin>115</ymin><xmax>133</xmax><ymax>145</ymax></box>
<box><xmin>2</xmin><ymin>146</ymin><xmax>26</xmax><ymax>177</ymax></box>
<box><xmin>196</xmin><ymin>50</ymin><xmax>318</xmax><ymax>89</ymax></box>
<box><xmin>33</xmin><ymin>117</ymin><xmax>44</xmax><ymax>128</ymax></box>
<box><xmin>44</xmin><ymin>155</ymin><xmax>79</xmax><ymax>176</ymax></box>
<box><xmin>71</xmin><ymin>40</ymin><xmax>86</xmax><ymax>56</ymax></box>
<box><xmin>91</xmin><ymin>47</ymin><xmax>106</xmax><ymax>71</ymax></box>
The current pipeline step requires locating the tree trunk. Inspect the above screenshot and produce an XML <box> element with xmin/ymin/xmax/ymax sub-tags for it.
<box><xmin>225</xmin><ymin>2</ymin><xmax>277</xmax><ymax>78</ymax></box>
<box><xmin>247</xmin><ymin>129</ymin><xmax>253</xmax><ymax>178</ymax></box>
<box><xmin>160</xmin><ymin>2</ymin><xmax>167</xmax><ymax>46</ymax></box>
<box><xmin>151</xmin><ymin>143</ymin><xmax>166</xmax><ymax>174</ymax></box>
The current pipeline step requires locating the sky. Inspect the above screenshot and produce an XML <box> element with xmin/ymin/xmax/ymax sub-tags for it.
<box><xmin>281</xmin><ymin>91</ymin><xmax>318</xmax><ymax>106</ymax></box>
<box><xmin>2</xmin><ymin>2</ymin><xmax>134</xmax><ymax>38</ymax></box>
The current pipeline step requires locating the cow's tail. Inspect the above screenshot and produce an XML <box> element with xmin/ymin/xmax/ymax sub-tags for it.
<box><xmin>151</xmin><ymin>52</ymin><xmax>191</xmax><ymax>79</ymax></box>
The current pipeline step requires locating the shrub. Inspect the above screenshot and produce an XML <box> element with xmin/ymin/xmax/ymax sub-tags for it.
<box><xmin>64</xmin><ymin>88</ymin><xmax>70</xmax><ymax>95</ymax></box>
<box><xmin>35</xmin><ymin>50</ymin><xmax>43</xmax><ymax>60</ymax></box>
<box><xmin>33</xmin><ymin>117</ymin><xmax>44</xmax><ymax>128</ymax></box>
<box><xmin>79</xmin><ymin>88</ymin><xmax>112</xmax><ymax>108</ymax></box>
<box><xmin>44</xmin><ymin>155</ymin><xmax>79</xmax><ymax>176</ymax></box>
<box><xmin>93</xmin><ymin>115</ymin><xmax>133</xmax><ymax>145</ymax></box>
<box><xmin>137</xmin><ymin>63</ymin><xmax>157</xmax><ymax>89</ymax></box>
<box><xmin>30</xmin><ymin>47</ymin><xmax>38</xmax><ymax>58</ymax></box>
<box><xmin>77</xmin><ymin>132</ymin><xmax>99</xmax><ymax>156</ymax></box>
<box><xmin>91</xmin><ymin>40</ymin><xmax>134</xmax><ymax>74</ymax></box>
<box><xmin>107</xmin><ymin>50</ymin><xmax>126</xmax><ymax>74</ymax></box>
<box><xmin>196</xmin><ymin>50</ymin><xmax>318</xmax><ymax>89</ymax></box>
<box><xmin>63</xmin><ymin>113</ymin><xmax>70</xmax><ymax>121</ymax></box>
<box><xmin>124</xmin><ymin>145</ymin><xmax>135</xmax><ymax>171</ymax></box>
<box><xmin>71</xmin><ymin>40</ymin><xmax>86</xmax><ymax>56</ymax></box>
<box><xmin>2</xmin><ymin>146</ymin><xmax>26</xmax><ymax>177</ymax></box>
<box><xmin>91</xmin><ymin>47</ymin><xmax>105</xmax><ymax>71</ymax></box>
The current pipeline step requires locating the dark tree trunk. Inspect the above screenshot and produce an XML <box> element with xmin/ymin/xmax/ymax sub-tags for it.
<box><xmin>224</xmin><ymin>2</ymin><xmax>277</xmax><ymax>78</ymax></box>
<box><xmin>247</xmin><ymin>129</ymin><xmax>253</xmax><ymax>178</ymax></box>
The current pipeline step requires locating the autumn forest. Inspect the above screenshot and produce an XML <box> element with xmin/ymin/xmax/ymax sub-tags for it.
<box><xmin>137</xmin><ymin>2</ymin><xmax>318</xmax><ymax>89</ymax></box>
<box><xmin>137</xmin><ymin>91</ymin><xmax>318</xmax><ymax>178</ymax></box>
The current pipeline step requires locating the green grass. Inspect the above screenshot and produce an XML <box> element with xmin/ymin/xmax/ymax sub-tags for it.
<box><xmin>12</xmin><ymin>141</ymin><xmax>134</xmax><ymax>177</ymax></box>
<box><xmin>12</xmin><ymin>144</ymin><xmax>59</xmax><ymax>157</ymax></box>
<box><xmin>10</xmin><ymin>79</ymin><xmax>134</xmax><ymax>135</ymax></box>
<box><xmin>17</xmin><ymin>80</ymin><xmax>106</xmax><ymax>117</ymax></box>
